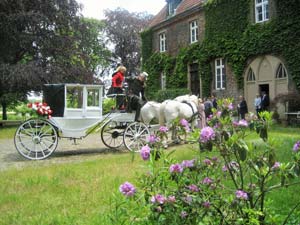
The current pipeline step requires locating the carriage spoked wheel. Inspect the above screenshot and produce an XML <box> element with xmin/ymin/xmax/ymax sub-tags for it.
<box><xmin>123</xmin><ymin>122</ymin><xmax>150</xmax><ymax>152</ymax></box>
<box><xmin>101</xmin><ymin>120</ymin><xmax>124</xmax><ymax>149</ymax></box>
<box><xmin>14</xmin><ymin>118</ymin><xmax>58</xmax><ymax>160</ymax></box>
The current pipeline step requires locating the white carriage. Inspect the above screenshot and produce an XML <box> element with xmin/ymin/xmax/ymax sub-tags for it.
<box><xmin>14</xmin><ymin>84</ymin><xmax>150</xmax><ymax>160</ymax></box>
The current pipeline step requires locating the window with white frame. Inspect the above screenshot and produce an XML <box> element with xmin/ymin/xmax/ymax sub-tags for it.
<box><xmin>215</xmin><ymin>58</ymin><xmax>226</xmax><ymax>90</ymax></box>
<box><xmin>189</xmin><ymin>20</ymin><xmax>198</xmax><ymax>44</ymax></box>
<box><xmin>255</xmin><ymin>0</ymin><xmax>269</xmax><ymax>23</ymax></box>
<box><xmin>161</xmin><ymin>72</ymin><xmax>166</xmax><ymax>90</ymax></box>
<box><xmin>159</xmin><ymin>33</ymin><xmax>166</xmax><ymax>52</ymax></box>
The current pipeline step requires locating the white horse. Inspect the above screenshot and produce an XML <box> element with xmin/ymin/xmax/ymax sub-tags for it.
<box><xmin>174</xmin><ymin>94</ymin><xmax>198</xmax><ymax>104</ymax></box>
<box><xmin>140</xmin><ymin>101</ymin><xmax>161</xmax><ymax>125</ymax></box>
<box><xmin>159</xmin><ymin>95</ymin><xmax>199</xmax><ymax>145</ymax></box>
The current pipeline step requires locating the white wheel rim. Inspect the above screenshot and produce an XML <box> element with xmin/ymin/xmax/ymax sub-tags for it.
<box><xmin>123</xmin><ymin>122</ymin><xmax>150</xmax><ymax>152</ymax></box>
<box><xmin>14</xmin><ymin>119</ymin><xmax>58</xmax><ymax>160</ymax></box>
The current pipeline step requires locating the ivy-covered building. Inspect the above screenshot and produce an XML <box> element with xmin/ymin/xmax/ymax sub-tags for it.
<box><xmin>141</xmin><ymin>0</ymin><xmax>300</xmax><ymax>117</ymax></box>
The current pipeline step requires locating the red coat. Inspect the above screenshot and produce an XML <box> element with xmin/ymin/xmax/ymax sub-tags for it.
<box><xmin>112</xmin><ymin>71</ymin><xmax>124</xmax><ymax>88</ymax></box>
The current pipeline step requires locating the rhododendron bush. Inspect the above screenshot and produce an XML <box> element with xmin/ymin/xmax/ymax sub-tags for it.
<box><xmin>108</xmin><ymin>99</ymin><xmax>300</xmax><ymax>225</ymax></box>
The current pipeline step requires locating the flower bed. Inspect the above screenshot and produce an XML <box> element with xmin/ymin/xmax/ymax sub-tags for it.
<box><xmin>109</xmin><ymin>98</ymin><xmax>300</xmax><ymax>224</ymax></box>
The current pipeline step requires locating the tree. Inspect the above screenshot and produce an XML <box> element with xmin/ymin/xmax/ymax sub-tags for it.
<box><xmin>75</xmin><ymin>18</ymin><xmax>112</xmax><ymax>79</ymax></box>
<box><xmin>104</xmin><ymin>8</ymin><xmax>153</xmax><ymax>76</ymax></box>
<box><xmin>0</xmin><ymin>0</ymin><xmax>111</xmax><ymax>119</ymax></box>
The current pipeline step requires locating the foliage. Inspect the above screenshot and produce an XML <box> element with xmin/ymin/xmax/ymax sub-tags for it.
<box><xmin>0</xmin><ymin>0</ymin><xmax>110</xmax><ymax>119</ymax></box>
<box><xmin>0</xmin><ymin>127</ymin><xmax>300</xmax><ymax>224</ymax></box>
<box><xmin>141</xmin><ymin>29</ymin><xmax>153</xmax><ymax>67</ymax></box>
<box><xmin>14</xmin><ymin>102</ymin><xmax>34</xmax><ymax>120</ymax></box>
<box><xmin>109</xmin><ymin>99</ymin><xmax>300</xmax><ymax>224</ymax></box>
<box><xmin>149</xmin><ymin>88</ymin><xmax>190</xmax><ymax>103</ymax></box>
<box><xmin>141</xmin><ymin>0</ymin><xmax>300</xmax><ymax>97</ymax></box>
<box><xmin>103</xmin><ymin>98</ymin><xmax>116</xmax><ymax>114</ymax></box>
<box><xmin>76</xmin><ymin>18</ymin><xmax>112</xmax><ymax>78</ymax></box>
<box><xmin>104</xmin><ymin>8</ymin><xmax>153</xmax><ymax>76</ymax></box>
<box><xmin>143</xmin><ymin>52</ymin><xmax>176</xmax><ymax>97</ymax></box>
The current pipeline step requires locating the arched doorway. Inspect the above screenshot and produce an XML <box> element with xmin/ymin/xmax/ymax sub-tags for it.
<box><xmin>244</xmin><ymin>55</ymin><xmax>289</xmax><ymax>115</ymax></box>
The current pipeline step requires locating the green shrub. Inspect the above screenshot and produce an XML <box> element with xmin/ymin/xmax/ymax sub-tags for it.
<box><xmin>15</xmin><ymin>103</ymin><xmax>34</xmax><ymax>120</ymax></box>
<box><xmin>149</xmin><ymin>88</ymin><xmax>190</xmax><ymax>102</ymax></box>
<box><xmin>102</xmin><ymin>98</ymin><xmax>116</xmax><ymax>114</ymax></box>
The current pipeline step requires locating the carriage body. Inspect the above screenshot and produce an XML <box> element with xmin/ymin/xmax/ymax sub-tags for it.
<box><xmin>44</xmin><ymin>83</ymin><xmax>104</xmax><ymax>138</ymax></box>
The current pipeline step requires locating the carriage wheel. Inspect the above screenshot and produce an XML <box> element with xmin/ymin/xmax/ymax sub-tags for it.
<box><xmin>14</xmin><ymin>118</ymin><xmax>58</xmax><ymax>160</ymax></box>
<box><xmin>101</xmin><ymin>120</ymin><xmax>124</xmax><ymax>149</ymax></box>
<box><xmin>123</xmin><ymin>122</ymin><xmax>150</xmax><ymax>152</ymax></box>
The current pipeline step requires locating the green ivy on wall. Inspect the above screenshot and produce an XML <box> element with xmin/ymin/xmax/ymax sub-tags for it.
<box><xmin>141</xmin><ymin>0</ymin><xmax>300</xmax><ymax>97</ymax></box>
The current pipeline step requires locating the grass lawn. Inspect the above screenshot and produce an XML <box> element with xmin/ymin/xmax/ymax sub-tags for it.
<box><xmin>0</xmin><ymin>126</ymin><xmax>17</xmax><ymax>139</ymax></box>
<box><xmin>0</xmin><ymin>125</ymin><xmax>300</xmax><ymax>224</ymax></box>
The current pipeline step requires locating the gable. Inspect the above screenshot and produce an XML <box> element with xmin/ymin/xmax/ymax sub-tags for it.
<box><xmin>149</xmin><ymin>0</ymin><xmax>203</xmax><ymax>28</ymax></box>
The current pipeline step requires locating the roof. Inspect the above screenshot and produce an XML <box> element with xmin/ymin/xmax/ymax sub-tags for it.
<box><xmin>149</xmin><ymin>0</ymin><xmax>203</xmax><ymax>28</ymax></box>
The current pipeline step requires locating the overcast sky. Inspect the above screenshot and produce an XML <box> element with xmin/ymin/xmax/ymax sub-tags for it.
<box><xmin>78</xmin><ymin>0</ymin><xmax>166</xmax><ymax>19</ymax></box>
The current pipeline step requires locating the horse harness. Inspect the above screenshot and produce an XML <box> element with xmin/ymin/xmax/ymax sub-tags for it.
<box><xmin>182</xmin><ymin>101</ymin><xmax>199</xmax><ymax>123</ymax></box>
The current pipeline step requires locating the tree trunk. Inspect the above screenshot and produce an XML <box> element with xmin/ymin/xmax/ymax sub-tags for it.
<box><xmin>1</xmin><ymin>101</ymin><xmax>7</xmax><ymax>120</ymax></box>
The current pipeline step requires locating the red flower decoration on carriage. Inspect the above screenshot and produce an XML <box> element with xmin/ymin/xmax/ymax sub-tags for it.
<box><xmin>27</xmin><ymin>102</ymin><xmax>53</xmax><ymax>119</ymax></box>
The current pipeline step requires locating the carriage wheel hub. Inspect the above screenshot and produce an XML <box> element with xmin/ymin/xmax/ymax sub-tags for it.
<box><xmin>32</xmin><ymin>136</ymin><xmax>41</xmax><ymax>144</ymax></box>
<box><xmin>134</xmin><ymin>134</ymin><xmax>140</xmax><ymax>140</ymax></box>
<box><xmin>112</xmin><ymin>131</ymin><xmax>119</xmax><ymax>138</ymax></box>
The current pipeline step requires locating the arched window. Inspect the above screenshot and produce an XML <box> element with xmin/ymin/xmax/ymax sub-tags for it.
<box><xmin>247</xmin><ymin>68</ymin><xmax>256</xmax><ymax>81</ymax></box>
<box><xmin>275</xmin><ymin>63</ymin><xmax>287</xmax><ymax>79</ymax></box>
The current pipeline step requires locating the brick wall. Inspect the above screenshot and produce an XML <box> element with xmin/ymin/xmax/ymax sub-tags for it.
<box><xmin>152</xmin><ymin>10</ymin><xmax>205</xmax><ymax>56</ymax></box>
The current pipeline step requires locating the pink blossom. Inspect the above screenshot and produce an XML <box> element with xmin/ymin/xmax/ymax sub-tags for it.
<box><xmin>151</xmin><ymin>194</ymin><xmax>166</xmax><ymax>204</ymax></box>
<box><xmin>271</xmin><ymin>162</ymin><xmax>281</xmax><ymax>170</ymax></box>
<box><xmin>169</xmin><ymin>163</ymin><xmax>183</xmax><ymax>173</ymax></box>
<box><xmin>180</xmin><ymin>118</ymin><xmax>189</xmax><ymax>127</ymax></box>
<box><xmin>202</xmin><ymin>177</ymin><xmax>213</xmax><ymax>185</ymax></box>
<box><xmin>222</xmin><ymin>165</ymin><xmax>228</xmax><ymax>172</ymax></box>
<box><xmin>188</xmin><ymin>184</ymin><xmax>199</xmax><ymax>192</ymax></box>
<box><xmin>140</xmin><ymin>145</ymin><xmax>151</xmax><ymax>160</ymax></box>
<box><xmin>235</xmin><ymin>190</ymin><xmax>248</xmax><ymax>200</ymax></box>
<box><xmin>203</xmin><ymin>159</ymin><xmax>212</xmax><ymax>166</ymax></box>
<box><xmin>181</xmin><ymin>159</ymin><xmax>195</xmax><ymax>168</ymax></box>
<box><xmin>159</xmin><ymin>126</ymin><xmax>168</xmax><ymax>133</ymax></box>
<box><xmin>167</xmin><ymin>195</ymin><xmax>176</xmax><ymax>203</ymax></box>
<box><xmin>200</xmin><ymin>126</ymin><xmax>215</xmax><ymax>143</ymax></box>
<box><xmin>203</xmin><ymin>201</ymin><xmax>211</xmax><ymax>208</ymax></box>
<box><xmin>119</xmin><ymin>182</ymin><xmax>136</xmax><ymax>197</ymax></box>
<box><xmin>293</xmin><ymin>141</ymin><xmax>300</xmax><ymax>152</ymax></box>
<box><xmin>147</xmin><ymin>134</ymin><xmax>160</xmax><ymax>144</ymax></box>
<box><xmin>238</xmin><ymin>119</ymin><xmax>248</xmax><ymax>127</ymax></box>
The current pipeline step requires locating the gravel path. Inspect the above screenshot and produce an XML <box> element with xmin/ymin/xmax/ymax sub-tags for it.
<box><xmin>0</xmin><ymin>133</ymin><xmax>125</xmax><ymax>171</ymax></box>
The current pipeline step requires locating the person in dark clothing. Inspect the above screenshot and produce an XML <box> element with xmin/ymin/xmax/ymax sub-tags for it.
<box><xmin>203</xmin><ymin>97</ymin><xmax>213</xmax><ymax>118</ymax></box>
<box><xmin>127</xmin><ymin>72</ymin><xmax>148</xmax><ymax>121</ymax></box>
<box><xmin>260</xmin><ymin>92</ymin><xmax>270</xmax><ymax>112</ymax></box>
<box><xmin>237</xmin><ymin>95</ymin><xmax>248</xmax><ymax>120</ymax></box>
<box><xmin>211</xmin><ymin>94</ymin><xmax>218</xmax><ymax>109</ymax></box>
